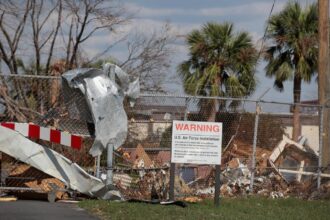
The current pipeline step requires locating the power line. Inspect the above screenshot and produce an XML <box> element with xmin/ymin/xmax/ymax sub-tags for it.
<box><xmin>228</xmin><ymin>0</ymin><xmax>277</xmax><ymax>150</ymax></box>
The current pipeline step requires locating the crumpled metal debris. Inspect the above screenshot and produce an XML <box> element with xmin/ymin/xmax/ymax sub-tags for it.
<box><xmin>0</xmin><ymin>126</ymin><xmax>125</xmax><ymax>200</ymax></box>
<box><xmin>0</xmin><ymin>126</ymin><xmax>120</xmax><ymax>199</ymax></box>
<box><xmin>62</xmin><ymin>63</ymin><xmax>139</xmax><ymax>157</ymax></box>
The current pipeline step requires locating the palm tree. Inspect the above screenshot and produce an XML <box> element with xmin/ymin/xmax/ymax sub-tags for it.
<box><xmin>264</xmin><ymin>1</ymin><xmax>318</xmax><ymax>141</ymax></box>
<box><xmin>178</xmin><ymin>22</ymin><xmax>258</xmax><ymax>121</ymax></box>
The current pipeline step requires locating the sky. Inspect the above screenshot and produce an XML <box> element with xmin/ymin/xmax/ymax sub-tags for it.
<box><xmin>87</xmin><ymin>0</ymin><xmax>317</xmax><ymax>104</ymax></box>
<box><xmin>1</xmin><ymin>0</ymin><xmax>317</xmax><ymax>105</ymax></box>
<box><xmin>0</xmin><ymin>0</ymin><xmax>320</xmax><ymax>116</ymax></box>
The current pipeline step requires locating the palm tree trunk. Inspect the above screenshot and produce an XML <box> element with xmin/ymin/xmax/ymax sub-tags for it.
<box><xmin>207</xmin><ymin>75</ymin><xmax>221</xmax><ymax>122</ymax></box>
<box><xmin>292</xmin><ymin>75</ymin><xmax>301</xmax><ymax>141</ymax></box>
<box><xmin>208</xmin><ymin>99</ymin><xmax>218</xmax><ymax>122</ymax></box>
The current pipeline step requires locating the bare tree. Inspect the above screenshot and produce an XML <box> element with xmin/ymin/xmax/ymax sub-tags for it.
<box><xmin>62</xmin><ymin>0</ymin><xmax>129</xmax><ymax>70</ymax></box>
<box><xmin>0</xmin><ymin>0</ymin><xmax>130</xmax><ymax>74</ymax></box>
<box><xmin>120</xmin><ymin>23</ymin><xmax>175</xmax><ymax>91</ymax></box>
<box><xmin>0</xmin><ymin>0</ymin><xmax>176</xmax><ymax>121</ymax></box>
<box><xmin>0</xmin><ymin>0</ymin><xmax>31</xmax><ymax>75</ymax></box>
<box><xmin>29</xmin><ymin>0</ymin><xmax>63</xmax><ymax>75</ymax></box>
<box><xmin>81</xmin><ymin>23</ymin><xmax>176</xmax><ymax>92</ymax></box>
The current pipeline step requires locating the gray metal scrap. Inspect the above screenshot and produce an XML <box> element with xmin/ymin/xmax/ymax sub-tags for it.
<box><xmin>62</xmin><ymin>63</ymin><xmax>140</xmax><ymax>157</ymax></box>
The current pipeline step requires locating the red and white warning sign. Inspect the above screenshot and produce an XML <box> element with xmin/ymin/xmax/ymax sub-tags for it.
<box><xmin>171</xmin><ymin>120</ymin><xmax>222</xmax><ymax>165</ymax></box>
<box><xmin>0</xmin><ymin>122</ymin><xmax>82</xmax><ymax>150</ymax></box>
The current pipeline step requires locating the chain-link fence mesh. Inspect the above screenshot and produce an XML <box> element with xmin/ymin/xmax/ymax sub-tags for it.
<box><xmin>0</xmin><ymin>74</ymin><xmax>329</xmax><ymax>201</ymax></box>
<box><xmin>0</xmin><ymin>75</ymin><xmax>95</xmax><ymax>198</ymax></box>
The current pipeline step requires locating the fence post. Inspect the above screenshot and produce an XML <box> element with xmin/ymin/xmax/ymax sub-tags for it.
<box><xmin>214</xmin><ymin>164</ymin><xmax>221</xmax><ymax>206</ymax></box>
<box><xmin>96</xmin><ymin>155</ymin><xmax>101</xmax><ymax>178</ymax></box>
<box><xmin>169</xmin><ymin>98</ymin><xmax>189</xmax><ymax>201</ymax></box>
<box><xmin>318</xmin><ymin>106</ymin><xmax>324</xmax><ymax>189</ymax></box>
<box><xmin>106</xmin><ymin>144</ymin><xmax>113</xmax><ymax>185</ymax></box>
<box><xmin>169</xmin><ymin>163</ymin><xmax>175</xmax><ymax>201</ymax></box>
<box><xmin>250</xmin><ymin>101</ymin><xmax>260</xmax><ymax>191</ymax></box>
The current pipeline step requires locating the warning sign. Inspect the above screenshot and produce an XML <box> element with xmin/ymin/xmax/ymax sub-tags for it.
<box><xmin>171</xmin><ymin>120</ymin><xmax>222</xmax><ymax>165</ymax></box>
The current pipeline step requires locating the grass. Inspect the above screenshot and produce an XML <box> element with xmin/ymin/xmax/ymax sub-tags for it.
<box><xmin>79</xmin><ymin>197</ymin><xmax>330</xmax><ymax>220</ymax></box>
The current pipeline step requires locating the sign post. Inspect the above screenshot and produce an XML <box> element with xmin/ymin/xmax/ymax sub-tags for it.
<box><xmin>170</xmin><ymin>120</ymin><xmax>222</xmax><ymax>205</ymax></box>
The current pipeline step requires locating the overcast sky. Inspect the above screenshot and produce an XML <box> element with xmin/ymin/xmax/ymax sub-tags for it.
<box><xmin>80</xmin><ymin>0</ymin><xmax>318</xmax><ymax>103</ymax></box>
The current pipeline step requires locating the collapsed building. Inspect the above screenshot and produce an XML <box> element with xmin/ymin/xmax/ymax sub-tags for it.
<box><xmin>112</xmin><ymin>133</ymin><xmax>330</xmax><ymax>201</ymax></box>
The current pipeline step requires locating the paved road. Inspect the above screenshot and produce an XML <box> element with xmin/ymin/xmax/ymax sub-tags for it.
<box><xmin>0</xmin><ymin>200</ymin><xmax>98</xmax><ymax>220</ymax></box>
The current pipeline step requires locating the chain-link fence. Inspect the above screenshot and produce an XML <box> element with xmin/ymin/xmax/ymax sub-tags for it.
<box><xmin>0</xmin><ymin>75</ymin><xmax>95</xmax><ymax>200</ymax></box>
<box><xmin>0</xmin><ymin>74</ymin><xmax>329</xmax><ymax>201</ymax></box>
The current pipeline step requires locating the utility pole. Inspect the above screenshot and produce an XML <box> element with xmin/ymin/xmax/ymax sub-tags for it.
<box><xmin>318</xmin><ymin>0</ymin><xmax>330</xmax><ymax>168</ymax></box>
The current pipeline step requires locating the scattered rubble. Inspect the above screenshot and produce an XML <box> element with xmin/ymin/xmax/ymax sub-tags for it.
<box><xmin>116</xmin><ymin>169</ymin><xmax>170</xmax><ymax>201</ymax></box>
<box><xmin>114</xmin><ymin>136</ymin><xmax>330</xmax><ymax>201</ymax></box>
<box><xmin>2</xmin><ymin>132</ymin><xmax>330</xmax><ymax>202</ymax></box>
<box><xmin>0</xmin><ymin>196</ymin><xmax>17</xmax><ymax>202</ymax></box>
<box><xmin>190</xmin><ymin>136</ymin><xmax>330</xmax><ymax>200</ymax></box>
<box><xmin>182</xmin><ymin>196</ymin><xmax>202</xmax><ymax>203</ymax></box>
<box><xmin>4</xmin><ymin>163</ymin><xmax>68</xmax><ymax>200</ymax></box>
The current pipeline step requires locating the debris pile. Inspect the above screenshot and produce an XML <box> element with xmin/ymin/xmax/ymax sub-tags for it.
<box><xmin>3</xmin><ymin>132</ymin><xmax>329</xmax><ymax>202</ymax></box>
<box><xmin>116</xmin><ymin>169</ymin><xmax>170</xmax><ymax>200</ymax></box>
<box><xmin>189</xmin><ymin>136</ymin><xmax>330</xmax><ymax>200</ymax></box>
<box><xmin>4</xmin><ymin>163</ymin><xmax>68</xmax><ymax>200</ymax></box>
<box><xmin>117</xmin><ymin>135</ymin><xmax>330</xmax><ymax>201</ymax></box>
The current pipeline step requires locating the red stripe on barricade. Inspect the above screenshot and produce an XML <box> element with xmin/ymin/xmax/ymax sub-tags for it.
<box><xmin>1</xmin><ymin>122</ymin><xmax>83</xmax><ymax>150</ymax></box>
<box><xmin>28</xmin><ymin>124</ymin><xmax>40</xmax><ymax>139</ymax></box>
<box><xmin>1</xmin><ymin>122</ymin><xmax>15</xmax><ymax>130</ymax></box>
<box><xmin>50</xmin><ymin>129</ymin><xmax>61</xmax><ymax>144</ymax></box>
<box><xmin>71</xmin><ymin>135</ymin><xmax>82</xmax><ymax>150</ymax></box>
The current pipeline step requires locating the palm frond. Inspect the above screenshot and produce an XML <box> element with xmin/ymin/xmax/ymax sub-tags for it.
<box><xmin>264</xmin><ymin>1</ymin><xmax>317</xmax><ymax>94</ymax></box>
<box><xmin>178</xmin><ymin>22</ymin><xmax>258</xmax><ymax>116</ymax></box>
